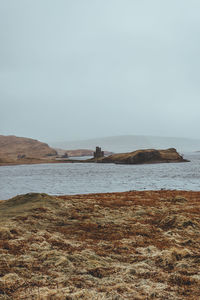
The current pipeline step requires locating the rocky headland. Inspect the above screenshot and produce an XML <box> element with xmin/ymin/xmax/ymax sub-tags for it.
<box><xmin>91</xmin><ymin>148</ymin><xmax>188</xmax><ymax>164</ymax></box>
<box><xmin>0</xmin><ymin>190</ymin><xmax>200</xmax><ymax>299</ymax></box>
<box><xmin>0</xmin><ymin>135</ymin><xmax>58</xmax><ymax>166</ymax></box>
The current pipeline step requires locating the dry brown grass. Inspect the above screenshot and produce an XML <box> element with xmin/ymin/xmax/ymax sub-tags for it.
<box><xmin>0</xmin><ymin>191</ymin><xmax>200</xmax><ymax>299</ymax></box>
<box><xmin>0</xmin><ymin>135</ymin><xmax>57</xmax><ymax>160</ymax></box>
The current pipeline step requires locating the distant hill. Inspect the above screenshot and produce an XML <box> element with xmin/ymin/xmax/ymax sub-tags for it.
<box><xmin>0</xmin><ymin>135</ymin><xmax>57</xmax><ymax>161</ymax></box>
<box><xmin>55</xmin><ymin>148</ymin><xmax>112</xmax><ymax>157</ymax></box>
<box><xmin>55</xmin><ymin>148</ymin><xmax>93</xmax><ymax>157</ymax></box>
<box><xmin>51</xmin><ymin>135</ymin><xmax>200</xmax><ymax>153</ymax></box>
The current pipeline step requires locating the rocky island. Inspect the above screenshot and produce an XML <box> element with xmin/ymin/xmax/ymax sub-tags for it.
<box><xmin>91</xmin><ymin>148</ymin><xmax>188</xmax><ymax>164</ymax></box>
<box><xmin>0</xmin><ymin>190</ymin><xmax>200</xmax><ymax>299</ymax></box>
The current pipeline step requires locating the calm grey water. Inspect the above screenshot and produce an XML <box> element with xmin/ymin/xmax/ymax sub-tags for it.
<box><xmin>0</xmin><ymin>153</ymin><xmax>200</xmax><ymax>200</ymax></box>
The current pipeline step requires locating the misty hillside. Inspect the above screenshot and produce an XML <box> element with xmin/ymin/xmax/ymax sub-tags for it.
<box><xmin>51</xmin><ymin>135</ymin><xmax>200</xmax><ymax>153</ymax></box>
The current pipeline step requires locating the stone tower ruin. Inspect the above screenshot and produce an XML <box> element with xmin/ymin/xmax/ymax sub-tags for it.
<box><xmin>93</xmin><ymin>146</ymin><xmax>104</xmax><ymax>159</ymax></box>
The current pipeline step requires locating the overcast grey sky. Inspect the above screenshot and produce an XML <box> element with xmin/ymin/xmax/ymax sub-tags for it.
<box><xmin>1</xmin><ymin>0</ymin><xmax>200</xmax><ymax>142</ymax></box>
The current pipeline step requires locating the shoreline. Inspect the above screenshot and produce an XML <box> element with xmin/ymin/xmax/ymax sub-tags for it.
<box><xmin>0</xmin><ymin>158</ymin><xmax>85</xmax><ymax>167</ymax></box>
<box><xmin>1</xmin><ymin>188</ymin><xmax>200</xmax><ymax>201</ymax></box>
<box><xmin>0</xmin><ymin>147</ymin><xmax>190</xmax><ymax>166</ymax></box>
<box><xmin>0</xmin><ymin>158</ymin><xmax>189</xmax><ymax>167</ymax></box>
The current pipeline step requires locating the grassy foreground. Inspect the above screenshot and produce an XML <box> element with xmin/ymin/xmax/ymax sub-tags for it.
<box><xmin>0</xmin><ymin>191</ymin><xmax>200</xmax><ymax>299</ymax></box>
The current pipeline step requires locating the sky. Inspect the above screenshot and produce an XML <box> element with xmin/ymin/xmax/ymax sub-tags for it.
<box><xmin>1</xmin><ymin>0</ymin><xmax>200</xmax><ymax>142</ymax></box>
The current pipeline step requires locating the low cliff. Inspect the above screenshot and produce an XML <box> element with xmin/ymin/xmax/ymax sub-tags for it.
<box><xmin>94</xmin><ymin>148</ymin><xmax>188</xmax><ymax>164</ymax></box>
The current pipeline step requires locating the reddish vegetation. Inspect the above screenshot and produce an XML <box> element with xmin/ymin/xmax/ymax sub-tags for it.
<box><xmin>0</xmin><ymin>190</ymin><xmax>200</xmax><ymax>299</ymax></box>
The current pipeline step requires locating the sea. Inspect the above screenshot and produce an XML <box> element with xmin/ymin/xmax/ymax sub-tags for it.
<box><xmin>0</xmin><ymin>152</ymin><xmax>200</xmax><ymax>200</ymax></box>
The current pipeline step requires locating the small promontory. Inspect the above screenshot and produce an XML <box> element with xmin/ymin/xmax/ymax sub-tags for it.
<box><xmin>92</xmin><ymin>148</ymin><xmax>188</xmax><ymax>164</ymax></box>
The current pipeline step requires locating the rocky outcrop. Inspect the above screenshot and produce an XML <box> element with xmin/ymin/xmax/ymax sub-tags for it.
<box><xmin>0</xmin><ymin>190</ymin><xmax>200</xmax><ymax>299</ymax></box>
<box><xmin>94</xmin><ymin>148</ymin><xmax>188</xmax><ymax>164</ymax></box>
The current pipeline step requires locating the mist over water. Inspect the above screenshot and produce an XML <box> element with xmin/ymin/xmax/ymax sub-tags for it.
<box><xmin>0</xmin><ymin>153</ymin><xmax>199</xmax><ymax>200</ymax></box>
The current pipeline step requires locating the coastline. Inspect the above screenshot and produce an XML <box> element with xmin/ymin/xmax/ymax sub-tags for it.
<box><xmin>0</xmin><ymin>158</ymin><xmax>84</xmax><ymax>167</ymax></box>
<box><xmin>0</xmin><ymin>147</ymin><xmax>189</xmax><ymax>167</ymax></box>
<box><xmin>1</xmin><ymin>190</ymin><xmax>200</xmax><ymax>299</ymax></box>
